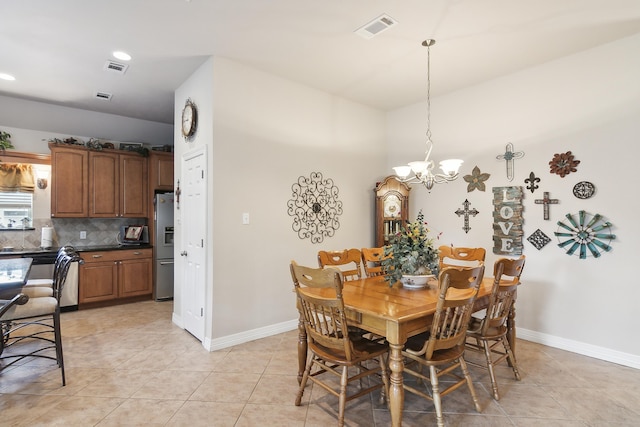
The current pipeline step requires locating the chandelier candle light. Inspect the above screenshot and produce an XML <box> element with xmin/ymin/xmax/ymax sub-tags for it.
<box><xmin>393</xmin><ymin>39</ymin><xmax>463</xmax><ymax>190</ymax></box>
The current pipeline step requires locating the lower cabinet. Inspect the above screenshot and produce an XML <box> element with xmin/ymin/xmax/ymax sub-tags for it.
<box><xmin>79</xmin><ymin>248</ymin><xmax>152</xmax><ymax>305</ymax></box>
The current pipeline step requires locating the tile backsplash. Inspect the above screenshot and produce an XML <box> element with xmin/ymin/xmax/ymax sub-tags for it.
<box><xmin>0</xmin><ymin>218</ymin><xmax>146</xmax><ymax>249</ymax></box>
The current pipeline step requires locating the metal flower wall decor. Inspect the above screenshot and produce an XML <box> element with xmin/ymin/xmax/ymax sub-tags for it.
<box><xmin>287</xmin><ymin>172</ymin><xmax>343</xmax><ymax>244</ymax></box>
<box><xmin>463</xmin><ymin>166</ymin><xmax>490</xmax><ymax>192</ymax></box>
<box><xmin>549</xmin><ymin>151</ymin><xmax>580</xmax><ymax>177</ymax></box>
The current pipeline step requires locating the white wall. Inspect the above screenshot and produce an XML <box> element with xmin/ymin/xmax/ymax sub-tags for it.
<box><xmin>174</xmin><ymin>56</ymin><xmax>387</xmax><ymax>349</ymax></box>
<box><xmin>172</xmin><ymin>57</ymin><xmax>215</xmax><ymax>337</ymax></box>
<box><xmin>0</xmin><ymin>95</ymin><xmax>173</xmax><ymax>150</ymax></box>
<box><xmin>387</xmin><ymin>33</ymin><xmax>640</xmax><ymax>367</ymax></box>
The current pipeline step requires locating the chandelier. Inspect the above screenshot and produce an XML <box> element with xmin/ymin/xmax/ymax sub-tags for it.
<box><xmin>393</xmin><ymin>39</ymin><xmax>463</xmax><ymax>190</ymax></box>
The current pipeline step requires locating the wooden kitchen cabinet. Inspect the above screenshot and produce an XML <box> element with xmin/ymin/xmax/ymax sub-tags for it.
<box><xmin>89</xmin><ymin>151</ymin><xmax>148</xmax><ymax>218</ymax></box>
<box><xmin>120</xmin><ymin>154</ymin><xmax>148</xmax><ymax>217</ymax></box>
<box><xmin>79</xmin><ymin>248</ymin><xmax>152</xmax><ymax>305</ymax></box>
<box><xmin>89</xmin><ymin>151</ymin><xmax>119</xmax><ymax>217</ymax></box>
<box><xmin>51</xmin><ymin>143</ymin><xmax>148</xmax><ymax>218</ymax></box>
<box><xmin>50</xmin><ymin>144</ymin><xmax>89</xmax><ymax>217</ymax></box>
<box><xmin>149</xmin><ymin>151</ymin><xmax>174</xmax><ymax>190</ymax></box>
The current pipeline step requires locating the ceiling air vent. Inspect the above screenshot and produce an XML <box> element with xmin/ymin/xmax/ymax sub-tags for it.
<box><xmin>103</xmin><ymin>60</ymin><xmax>128</xmax><ymax>75</ymax></box>
<box><xmin>95</xmin><ymin>91</ymin><xmax>112</xmax><ymax>101</ymax></box>
<box><xmin>354</xmin><ymin>14</ymin><xmax>397</xmax><ymax>39</ymax></box>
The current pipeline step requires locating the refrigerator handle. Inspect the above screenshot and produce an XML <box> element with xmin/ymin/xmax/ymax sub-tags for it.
<box><xmin>159</xmin><ymin>261</ymin><xmax>175</xmax><ymax>266</ymax></box>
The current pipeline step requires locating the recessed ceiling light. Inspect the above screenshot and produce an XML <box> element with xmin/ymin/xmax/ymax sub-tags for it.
<box><xmin>112</xmin><ymin>51</ymin><xmax>132</xmax><ymax>61</ymax></box>
<box><xmin>0</xmin><ymin>73</ymin><xmax>16</xmax><ymax>81</ymax></box>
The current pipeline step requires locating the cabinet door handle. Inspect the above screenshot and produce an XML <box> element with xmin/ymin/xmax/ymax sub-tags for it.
<box><xmin>133</xmin><ymin>251</ymin><xmax>142</xmax><ymax>255</ymax></box>
<box><xmin>180</xmin><ymin>251</ymin><xmax>187</xmax><ymax>257</ymax></box>
<box><xmin>92</xmin><ymin>254</ymin><xmax>103</xmax><ymax>258</ymax></box>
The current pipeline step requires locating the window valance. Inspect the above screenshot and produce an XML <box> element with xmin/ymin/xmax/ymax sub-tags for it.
<box><xmin>0</xmin><ymin>163</ymin><xmax>35</xmax><ymax>192</ymax></box>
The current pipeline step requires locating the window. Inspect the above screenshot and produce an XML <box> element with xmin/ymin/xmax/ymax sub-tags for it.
<box><xmin>0</xmin><ymin>192</ymin><xmax>33</xmax><ymax>229</ymax></box>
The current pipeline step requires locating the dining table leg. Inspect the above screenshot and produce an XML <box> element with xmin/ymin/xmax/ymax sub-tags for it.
<box><xmin>297</xmin><ymin>314</ymin><xmax>307</xmax><ymax>384</ymax></box>
<box><xmin>388</xmin><ymin>342</ymin><xmax>405</xmax><ymax>427</ymax></box>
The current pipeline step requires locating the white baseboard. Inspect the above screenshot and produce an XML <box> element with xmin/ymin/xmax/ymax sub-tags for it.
<box><xmin>518</xmin><ymin>328</ymin><xmax>640</xmax><ymax>370</ymax></box>
<box><xmin>171</xmin><ymin>313</ymin><xmax>183</xmax><ymax>329</ymax></box>
<box><xmin>203</xmin><ymin>319</ymin><xmax>299</xmax><ymax>352</ymax></box>
<box><xmin>171</xmin><ymin>316</ymin><xmax>640</xmax><ymax>370</ymax></box>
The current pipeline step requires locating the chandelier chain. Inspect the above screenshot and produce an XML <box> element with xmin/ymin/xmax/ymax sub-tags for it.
<box><xmin>391</xmin><ymin>39</ymin><xmax>463</xmax><ymax>191</ymax></box>
<box><xmin>426</xmin><ymin>41</ymin><xmax>432</xmax><ymax>145</ymax></box>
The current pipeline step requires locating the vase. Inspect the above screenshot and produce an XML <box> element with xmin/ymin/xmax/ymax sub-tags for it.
<box><xmin>400</xmin><ymin>274</ymin><xmax>434</xmax><ymax>289</ymax></box>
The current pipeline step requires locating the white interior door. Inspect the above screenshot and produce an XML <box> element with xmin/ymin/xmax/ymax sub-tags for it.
<box><xmin>181</xmin><ymin>146</ymin><xmax>207</xmax><ymax>341</ymax></box>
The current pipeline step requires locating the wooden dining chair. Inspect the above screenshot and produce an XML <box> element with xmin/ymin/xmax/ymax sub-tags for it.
<box><xmin>438</xmin><ymin>245</ymin><xmax>486</xmax><ymax>269</ymax></box>
<box><xmin>317</xmin><ymin>248</ymin><xmax>363</xmax><ymax>281</ymax></box>
<box><xmin>360</xmin><ymin>247</ymin><xmax>388</xmax><ymax>278</ymax></box>
<box><xmin>465</xmin><ymin>255</ymin><xmax>526</xmax><ymax>400</ymax></box>
<box><xmin>290</xmin><ymin>261</ymin><xmax>389</xmax><ymax>426</ymax></box>
<box><xmin>402</xmin><ymin>265</ymin><xmax>485</xmax><ymax>427</ymax></box>
<box><xmin>0</xmin><ymin>248</ymin><xmax>82</xmax><ymax>386</ymax></box>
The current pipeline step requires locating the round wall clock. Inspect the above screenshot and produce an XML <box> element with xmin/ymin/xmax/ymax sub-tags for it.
<box><xmin>181</xmin><ymin>98</ymin><xmax>198</xmax><ymax>140</ymax></box>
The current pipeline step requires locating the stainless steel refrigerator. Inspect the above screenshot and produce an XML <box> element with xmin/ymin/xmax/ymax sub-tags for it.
<box><xmin>154</xmin><ymin>192</ymin><xmax>174</xmax><ymax>300</ymax></box>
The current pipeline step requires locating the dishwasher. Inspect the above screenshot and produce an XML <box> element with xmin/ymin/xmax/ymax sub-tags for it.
<box><xmin>24</xmin><ymin>252</ymin><xmax>79</xmax><ymax>311</ymax></box>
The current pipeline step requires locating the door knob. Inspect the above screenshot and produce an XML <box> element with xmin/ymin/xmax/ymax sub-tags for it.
<box><xmin>180</xmin><ymin>251</ymin><xmax>188</xmax><ymax>256</ymax></box>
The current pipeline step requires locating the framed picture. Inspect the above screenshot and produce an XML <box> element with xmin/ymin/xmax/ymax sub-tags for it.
<box><xmin>125</xmin><ymin>225</ymin><xmax>143</xmax><ymax>240</ymax></box>
<box><xmin>119</xmin><ymin>142</ymin><xmax>143</xmax><ymax>151</ymax></box>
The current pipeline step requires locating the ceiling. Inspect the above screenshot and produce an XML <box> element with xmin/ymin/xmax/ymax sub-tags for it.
<box><xmin>2</xmin><ymin>0</ymin><xmax>640</xmax><ymax>125</ymax></box>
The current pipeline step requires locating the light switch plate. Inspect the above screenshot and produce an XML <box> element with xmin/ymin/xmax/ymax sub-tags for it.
<box><xmin>242</xmin><ymin>213</ymin><xmax>250</xmax><ymax>225</ymax></box>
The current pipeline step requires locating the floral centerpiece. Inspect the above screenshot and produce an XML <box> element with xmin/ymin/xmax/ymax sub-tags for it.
<box><xmin>381</xmin><ymin>210</ymin><xmax>439</xmax><ymax>286</ymax></box>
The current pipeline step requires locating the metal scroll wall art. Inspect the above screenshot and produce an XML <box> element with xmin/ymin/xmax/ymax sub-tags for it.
<box><xmin>287</xmin><ymin>172</ymin><xmax>343</xmax><ymax>244</ymax></box>
<box><xmin>554</xmin><ymin>211</ymin><xmax>615</xmax><ymax>259</ymax></box>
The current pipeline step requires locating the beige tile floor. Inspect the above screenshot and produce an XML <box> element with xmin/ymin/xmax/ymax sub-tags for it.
<box><xmin>1</xmin><ymin>300</ymin><xmax>640</xmax><ymax>426</ymax></box>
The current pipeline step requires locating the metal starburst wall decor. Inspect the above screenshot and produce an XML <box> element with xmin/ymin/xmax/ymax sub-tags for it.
<box><xmin>287</xmin><ymin>172</ymin><xmax>343</xmax><ymax>244</ymax></box>
<box><xmin>549</xmin><ymin>151</ymin><xmax>580</xmax><ymax>178</ymax></box>
<box><xmin>554</xmin><ymin>211</ymin><xmax>615</xmax><ymax>259</ymax></box>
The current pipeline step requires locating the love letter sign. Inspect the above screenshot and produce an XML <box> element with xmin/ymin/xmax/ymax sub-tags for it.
<box><xmin>492</xmin><ymin>186</ymin><xmax>524</xmax><ymax>255</ymax></box>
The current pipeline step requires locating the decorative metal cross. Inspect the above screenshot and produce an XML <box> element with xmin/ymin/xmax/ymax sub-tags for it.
<box><xmin>455</xmin><ymin>199</ymin><xmax>479</xmax><ymax>234</ymax></box>
<box><xmin>175</xmin><ymin>179</ymin><xmax>181</xmax><ymax>210</ymax></box>
<box><xmin>534</xmin><ymin>191</ymin><xmax>559</xmax><ymax>220</ymax></box>
<box><xmin>496</xmin><ymin>143</ymin><xmax>525</xmax><ymax>181</ymax></box>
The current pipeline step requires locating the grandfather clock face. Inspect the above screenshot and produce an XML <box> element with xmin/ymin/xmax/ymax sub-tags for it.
<box><xmin>383</xmin><ymin>194</ymin><xmax>401</xmax><ymax>217</ymax></box>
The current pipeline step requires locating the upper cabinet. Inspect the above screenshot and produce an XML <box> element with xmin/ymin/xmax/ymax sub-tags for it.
<box><xmin>120</xmin><ymin>154</ymin><xmax>148</xmax><ymax>217</ymax></box>
<box><xmin>149</xmin><ymin>151</ymin><xmax>174</xmax><ymax>191</ymax></box>
<box><xmin>51</xmin><ymin>143</ymin><xmax>148</xmax><ymax>218</ymax></box>
<box><xmin>89</xmin><ymin>151</ymin><xmax>118</xmax><ymax>217</ymax></box>
<box><xmin>50</xmin><ymin>145</ymin><xmax>89</xmax><ymax>217</ymax></box>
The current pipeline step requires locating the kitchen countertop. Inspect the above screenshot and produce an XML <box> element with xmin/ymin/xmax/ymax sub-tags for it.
<box><xmin>0</xmin><ymin>244</ymin><xmax>153</xmax><ymax>257</ymax></box>
<box><xmin>75</xmin><ymin>244</ymin><xmax>153</xmax><ymax>252</ymax></box>
<box><xmin>0</xmin><ymin>247</ymin><xmax>58</xmax><ymax>257</ymax></box>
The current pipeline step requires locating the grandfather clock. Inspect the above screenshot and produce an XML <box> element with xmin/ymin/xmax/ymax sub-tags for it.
<box><xmin>375</xmin><ymin>176</ymin><xmax>411</xmax><ymax>247</ymax></box>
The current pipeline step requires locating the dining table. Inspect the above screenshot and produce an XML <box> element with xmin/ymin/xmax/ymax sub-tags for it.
<box><xmin>0</xmin><ymin>257</ymin><xmax>34</xmax><ymax>356</ymax></box>
<box><xmin>0</xmin><ymin>257</ymin><xmax>33</xmax><ymax>299</ymax></box>
<box><xmin>296</xmin><ymin>274</ymin><xmax>518</xmax><ymax>427</ymax></box>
